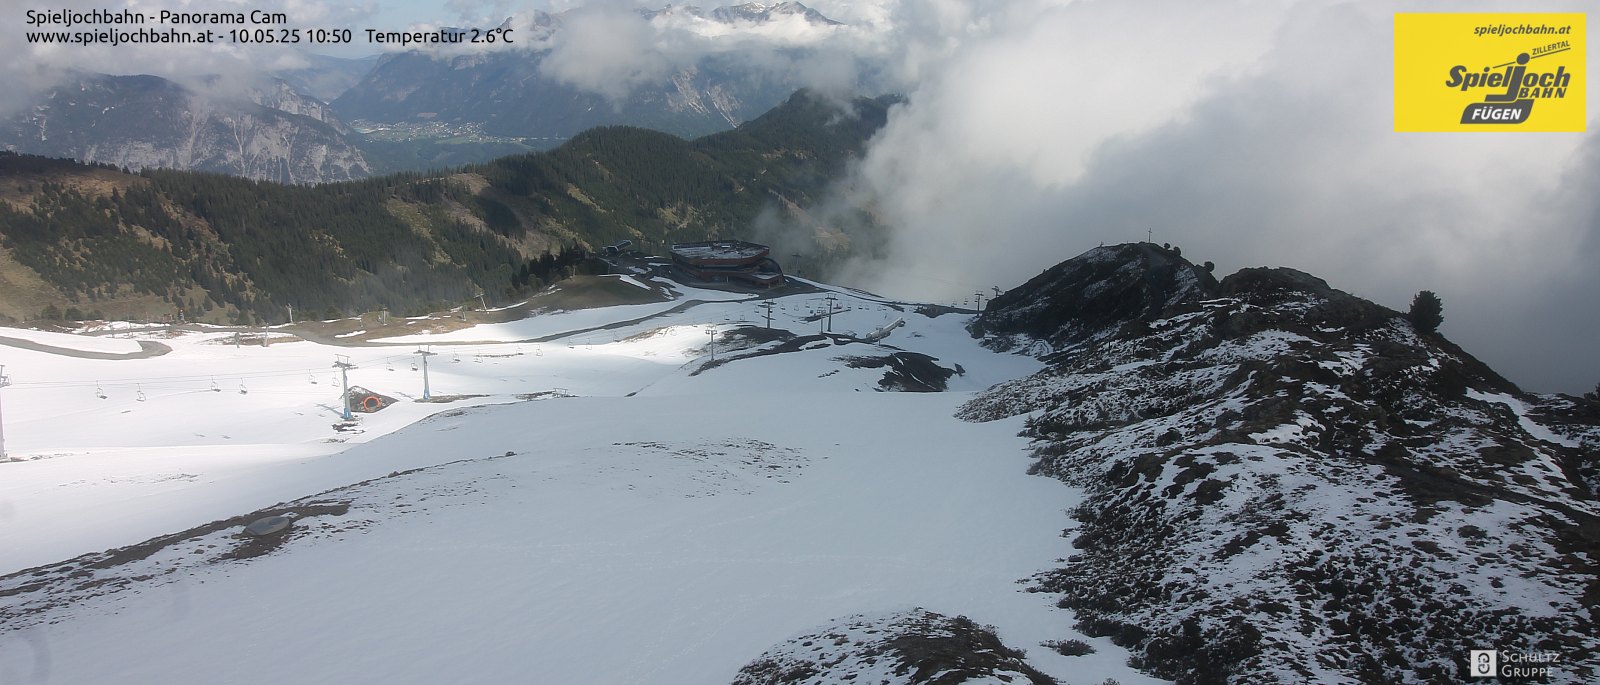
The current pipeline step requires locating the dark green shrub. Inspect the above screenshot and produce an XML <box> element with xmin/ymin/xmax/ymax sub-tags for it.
<box><xmin>1408</xmin><ymin>290</ymin><xmax>1443</xmax><ymax>333</ymax></box>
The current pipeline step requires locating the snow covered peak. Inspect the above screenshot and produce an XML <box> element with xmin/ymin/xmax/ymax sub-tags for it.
<box><xmin>961</xmin><ymin>244</ymin><xmax>1600</xmax><ymax>683</ymax></box>
<box><xmin>974</xmin><ymin>242</ymin><xmax>1218</xmax><ymax>356</ymax></box>
<box><xmin>732</xmin><ymin>610</ymin><xmax>1055</xmax><ymax>684</ymax></box>
<box><xmin>709</xmin><ymin>2</ymin><xmax>844</xmax><ymax>26</ymax></box>
<box><xmin>632</xmin><ymin>2</ymin><xmax>843</xmax><ymax>26</ymax></box>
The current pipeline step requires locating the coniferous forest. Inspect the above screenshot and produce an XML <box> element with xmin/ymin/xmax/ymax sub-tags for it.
<box><xmin>0</xmin><ymin>91</ymin><xmax>894</xmax><ymax>324</ymax></box>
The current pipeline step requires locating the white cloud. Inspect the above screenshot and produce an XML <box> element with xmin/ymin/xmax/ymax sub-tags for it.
<box><xmin>835</xmin><ymin>0</ymin><xmax>1599</xmax><ymax>392</ymax></box>
<box><xmin>540</xmin><ymin>6</ymin><xmax>674</xmax><ymax>100</ymax></box>
<box><xmin>535</xmin><ymin>1</ymin><xmax>895</xmax><ymax>101</ymax></box>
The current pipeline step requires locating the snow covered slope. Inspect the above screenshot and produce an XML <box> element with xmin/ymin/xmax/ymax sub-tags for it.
<box><xmin>732</xmin><ymin>609</ymin><xmax>1057</xmax><ymax>684</ymax></box>
<box><xmin>962</xmin><ymin>245</ymin><xmax>1600</xmax><ymax>684</ymax></box>
<box><xmin>0</xmin><ymin>275</ymin><xmax>1152</xmax><ymax>685</ymax></box>
<box><xmin>12</xmin><ymin>248</ymin><xmax>1590</xmax><ymax>685</ymax></box>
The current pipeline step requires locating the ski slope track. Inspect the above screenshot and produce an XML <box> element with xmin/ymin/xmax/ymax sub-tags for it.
<box><xmin>0</xmin><ymin>273</ymin><xmax>1156</xmax><ymax>685</ymax></box>
<box><xmin>7</xmin><ymin>248</ymin><xmax>1596</xmax><ymax>685</ymax></box>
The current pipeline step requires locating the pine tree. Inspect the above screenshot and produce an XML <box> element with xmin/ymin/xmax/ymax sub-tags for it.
<box><xmin>1408</xmin><ymin>290</ymin><xmax>1444</xmax><ymax>334</ymax></box>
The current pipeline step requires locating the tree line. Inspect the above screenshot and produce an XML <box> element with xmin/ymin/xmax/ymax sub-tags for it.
<box><xmin>0</xmin><ymin>92</ymin><xmax>896</xmax><ymax>324</ymax></box>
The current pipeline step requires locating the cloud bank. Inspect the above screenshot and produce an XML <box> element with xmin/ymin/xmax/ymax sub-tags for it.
<box><xmin>825</xmin><ymin>0</ymin><xmax>1598</xmax><ymax>394</ymax></box>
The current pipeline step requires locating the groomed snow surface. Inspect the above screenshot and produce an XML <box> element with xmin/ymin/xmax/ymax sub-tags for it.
<box><xmin>0</xmin><ymin>279</ymin><xmax>1157</xmax><ymax>685</ymax></box>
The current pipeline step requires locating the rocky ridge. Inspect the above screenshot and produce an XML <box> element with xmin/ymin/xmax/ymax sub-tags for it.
<box><xmin>1</xmin><ymin>73</ymin><xmax>369</xmax><ymax>184</ymax></box>
<box><xmin>960</xmin><ymin>243</ymin><xmax>1600</xmax><ymax>684</ymax></box>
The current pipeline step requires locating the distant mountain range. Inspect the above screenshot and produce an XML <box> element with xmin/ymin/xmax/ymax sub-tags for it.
<box><xmin>0</xmin><ymin>3</ymin><xmax>857</xmax><ymax>182</ymax></box>
<box><xmin>333</xmin><ymin>2</ymin><xmax>849</xmax><ymax>144</ymax></box>
<box><xmin>273</xmin><ymin>53</ymin><xmax>382</xmax><ymax>103</ymax></box>
<box><xmin>0</xmin><ymin>91</ymin><xmax>892</xmax><ymax>325</ymax></box>
<box><xmin>0</xmin><ymin>73</ymin><xmax>370</xmax><ymax>184</ymax></box>
<box><xmin>640</xmin><ymin>1</ymin><xmax>845</xmax><ymax>25</ymax></box>
<box><xmin>333</xmin><ymin>49</ymin><xmax>799</xmax><ymax>144</ymax></box>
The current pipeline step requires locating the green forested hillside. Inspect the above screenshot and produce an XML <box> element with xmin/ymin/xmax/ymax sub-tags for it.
<box><xmin>0</xmin><ymin>91</ymin><xmax>894</xmax><ymax>324</ymax></box>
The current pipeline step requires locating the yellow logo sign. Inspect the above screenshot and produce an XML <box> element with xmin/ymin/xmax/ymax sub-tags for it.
<box><xmin>1395</xmin><ymin>13</ymin><xmax>1586</xmax><ymax>131</ymax></box>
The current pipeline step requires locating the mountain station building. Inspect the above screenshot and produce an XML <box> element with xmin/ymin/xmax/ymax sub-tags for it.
<box><xmin>669</xmin><ymin>240</ymin><xmax>785</xmax><ymax>289</ymax></box>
